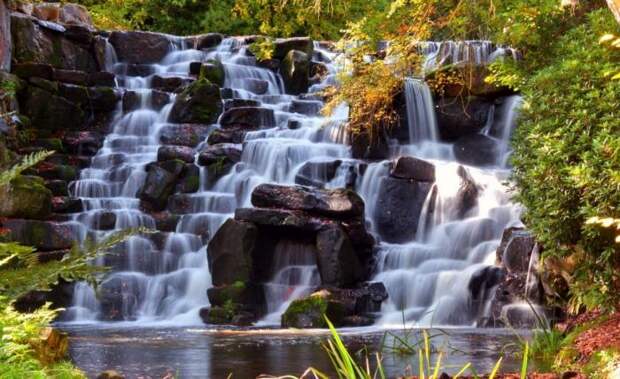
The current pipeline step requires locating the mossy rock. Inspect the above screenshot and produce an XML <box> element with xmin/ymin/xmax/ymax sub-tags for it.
<box><xmin>169</xmin><ymin>78</ymin><xmax>222</xmax><ymax>124</ymax></box>
<box><xmin>281</xmin><ymin>291</ymin><xmax>346</xmax><ymax>328</ymax></box>
<box><xmin>23</xmin><ymin>86</ymin><xmax>86</xmax><ymax>131</ymax></box>
<box><xmin>207</xmin><ymin>281</ymin><xmax>247</xmax><ymax>306</ymax></box>
<box><xmin>199</xmin><ymin>60</ymin><xmax>225</xmax><ymax>87</ymax></box>
<box><xmin>0</xmin><ymin>175</ymin><xmax>52</xmax><ymax>219</ymax></box>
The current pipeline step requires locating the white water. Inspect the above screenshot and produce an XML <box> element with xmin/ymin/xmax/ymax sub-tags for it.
<box><xmin>64</xmin><ymin>36</ymin><xmax>523</xmax><ymax>328</ymax></box>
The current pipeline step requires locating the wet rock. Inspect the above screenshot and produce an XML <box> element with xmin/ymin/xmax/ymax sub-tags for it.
<box><xmin>198</xmin><ymin>60</ymin><xmax>225</xmax><ymax>87</ymax></box>
<box><xmin>63</xmin><ymin>24</ymin><xmax>94</xmax><ymax>45</ymax></box>
<box><xmin>294</xmin><ymin>160</ymin><xmax>342</xmax><ymax>188</ymax></box>
<box><xmin>206</xmin><ymin>128</ymin><xmax>247</xmax><ymax>145</ymax></box>
<box><xmin>36</xmin><ymin>163</ymin><xmax>78</xmax><ymax>181</ymax></box>
<box><xmin>3</xmin><ymin>219</ymin><xmax>73</xmax><ymax>250</ymax></box>
<box><xmin>223</xmin><ymin>98</ymin><xmax>261</xmax><ymax>111</ymax></box>
<box><xmin>92</xmin><ymin>210</ymin><xmax>117</xmax><ymax>230</ymax></box>
<box><xmin>52</xmin><ymin>196</ymin><xmax>83</xmax><ymax>213</ymax></box>
<box><xmin>169</xmin><ymin>79</ymin><xmax>222</xmax><ymax>124</ymax></box>
<box><xmin>87</xmin><ymin>71</ymin><xmax>116</xmax><ymax>87</ymax></box>
<box><xmin>53</xmin><ymin>68</ymin><xmax>87</xmax><ymax>85</ymax></box>
<box><xmin>207</xmin><ymin>219</ymin><xmax>258</xmax><ymax>286</ymax></box>
<box><xmin>316</xmin><ymin>225</ymin><xmax>363</xmax><ymax>287</ymax></box>
<box><xmin>290</xmin><ymin>99</ymin><xmax>322</xmax><ymax>116</ymax></box>
<box><xmin>151</xmin><ymin>75</ymin><xmax>192</xmax><ymax>92</ymax></box>
<box><xmin>176</xmin><ymin>164</ymin><xmax>200</xmax><ymax>193</ymax></box>
<box><xmin>122</xmin><ymin>90</ymin><xmax>140</xmax><ymax>112</ymax></box>
<box><xmin>281</xmin><ymin>291</ymin><xmax>345</xmax><ymax>328</ymax></box>
<box><xmin>13</xmin><ymin>62</ymin><xmax>54</xmax><ymax>79</ymax></box>
<box><xmin>426</xmin><ymin>63</ymin><xmax>513</xmax><ymax>97</ymax></box>
<box><xmin>273</xmin><ymin>37</ymin><xmax>313</xmax><ymax>60</ymax></box>
<box><xmin>157</xmin><ymin>145</ymin><xmax>195</xmax><ymax>163</ymax></box>
<box><xmin>376</xmin><ymin>177</ymin><xmax>432</xmax><ymax>243</ymax></box>
<box><xmin>350</xmin><ymin>131</ymin><xmax>389</xmax><ymax>160</ymax></box>
<box><xmin>287</xmin><ymin>119</ymin><xmax>302</xmax><ymax>130</ymax></box>
<box><xmin>454</xmin><ymin>166</ymin><xmax>480</xmax><ymax>218</ymax></box>
<box><xmin>390</xmin><ymin>156</ymin><xmax>435</xmax><ymax>182</ymax></box>
<box><xmin>257</xmin><ymin>58</ymin><xmax>280</xmax><ymax>72</ymax></box>
<box><xmin>186</xmin><ymin>33</ymin><xmax>223</xmax><ymax>50</ymax></box>
<box><xmin>207</xmin><ymin>282</ymin><xmax>265</xmax><ymax>314</ymax></box>
<box><xmin>280</xmin><ymin>50</ymin><xmax>310</xmax><ymax>95</ymax></box>
<box><xmin>138</xmin><ymin>160</ymin><xmax>184</xmax><ymax>211</ymax></box>
<box><xmin>251</xmin><ymin>184</ymin><xmax>365</xmax><ymax>219</ymax></box>
<box><xmin>500</xmin><ymin>303</ymin><xmax>546</xmax><ymax>328</ymax></box>
<box><xmin>198</xmin><ymin>143</ymin><xmax>241</xmax><ymax>179</ymax></box>
<box><xmin>22</xmin><ymin>86</ymin><xmax>86</xmax><ymax>131</ymax></box>
<box><xmin>124</xmin><ymin>64</ymin><xmax>153</xmax><ymax>77</ymax></box>
<box><xmin>152</xmin><ymin>212</ymin><xmax>179</xmax><ymax>232</ymax></box>
<box><xmin>46</xmin><ymin>180</ymin><xmax>68</xmax><ymax>196</ymax></box>
<box><xmin>63</xmin><ymin>131</ymin><xmax>103</xmax><ymax>156</ymax></box>
<box><xmin>97</xmin><ymin>370</ymin><xmax>125</xmax><ymax>379</ymax></box>
<box><xmin>244</xmin><ymin>78</ymin><xmax>269</xmax><ymax>95</ymax></box>
<box><xmin>436</xmin><ymin>96</ymin><xmax>493</xmax><ymax>141</ymax></box>
<box><xmin>159</xmin><ymin>124</ymin><xmax>211</xmax><ymax>147</ymax></box>
<box><xmin>468</xmin><ymin>266</ymin><xmax>505</xmax><ymax>302</ymax></box>
<box><xmin>109</xmin><ymin>31</ymin><xmax>173</xmax><ymax>64</ymax></box>
<box><xmin>98</xmin><ymin>275</ymin><xmax>141</xmax><ymax>321</ymax></box>
<box><xmin>234</xmin><ymin>207</ymin><xmax>324</xmax><ymax>232</ymax></box>
<box><xmin>59</xmin><ymin>4</ymin><xmax>93</xmax><ymax>27</ymax></box>
<box><xmin>495</xmin><ymin>227</ymin><xmax>525</xmax><ymax>263</ymax></box>
<box><xmin>219</xmin><ymin>106</ymin><xmax>275</xmax><ymax>130</ymax></box>
<box><xmin>86</xmin><ymin>86</ymin><xmax>119</xmax><ymax>112</ymax></box>
<box><xmin>0</xmin><ymin>175</ymin><xmax>52</xmax><ymax>219</ymax></box>
<box><xmin>501</xmin><ymin>230</ymin><xmax>536</xmax><ymax>273</ymax></box>
<box><xmin>453</xmin><ymin>134</ymin><xmax>499</xmax><ymax>166</ymax></box>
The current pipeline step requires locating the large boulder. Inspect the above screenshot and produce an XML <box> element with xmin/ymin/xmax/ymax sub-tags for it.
<box><xmin>219</xmin><ymin>106</ymin><xmax>275</xmax><ymax>130</ymax></box>
<box><xmin>185</xmin><ymin>33</ymin><xmax>223</xmax><ymax>50</ymax></box>
<box><xmin>0</xmin><ymin>175</ymin><xmax>52</xmax><ymax>219</ymax></box>
<box><xmin>0</xmin><ymin>0</ymin><xmax>10</xmax><ymax>71</ymax></box>
<box><xmin>453</xmin><ymin>134</ymin><xmax>499</xmax><ymax>166</ymax></box>
<box><xmin>11</xmin><ymin>13</ymin><xmax>97</xmax><ymax>71</ymax></box>
<box><xmin>316</xmin><ymin>225</ymin><xmax>364</xmax><ymax>287</ymax></box>
<box><xmin>390</xmin><ymin>156</ymin><xmax>435</xmax><ymax>182</ymax></box>
<box><xmin>280</xmin><ymin>50</ymin><xmax>310</xmax><ymax>95</ymax></box>
<box><xmin>157</xmin><ymin>145</ymin><xmax>195</xmax><ymax>163</ymax></box>
<box><xmin>251</xmin><ymin>184</ymin><xmax>365</xmax><ymax>219</ymax></box>
<box><xmin>109</xmin><ymin>31</ymin><xmax>173</xmax><ymax>64</ymax></box>
<box><xmin>207</xmin><ymin>219</ymin><xmax>257</xmax><ymax>286</ymax></box>
<box><xmin>3</xmin><ymin>219</ymin><xmax>73</xmax><ymax>250</ymax></box>
<box><xmin>169</xmin><ymin>79</ymin><xmax>222</xmax><ymax>124</ymax></box>
<box><xmin>436</xmin><ymin>96</ymin><xmax>493</xmax><ymax>141</ymax></box>
<box><xmin>22</xmin><ymin>85</ymin><xmax>86</xmax><ymax>131</ymax></box>
<box><xmin>138</xmin><ymin>160</ymin><xmax>184</xmax><ymax>211</ymax></box>
<box><xmin>375</xmin><ymin>177</ymin><xmax>432</xmax><ymax>243</ymax></box>
<box><xmin>294</xmin><ymin>160</ymin><xmax>342</xmax><ymax>187</ymax></box>
<box><xmin>197</xmin><ymin>143</ymin><xmax>241</xmax><ymax>180</ymax></box>
<box><xmin>273</xmin><ymin>37</ymin><xmax>313</xmax><ymax>60</ymax></box>
<box><xmin>159</xmin><ymin>124</ymin><xmax>211</xmax><ymax>147</ymax></box>
<box><xmin>281</xmin><ymin>291</ymin><xmax>345</xmax><ymax>328</ymax></box>
<box><xmin>198</xmin><ymin>60</ymin><xmax>225</xmax><ymax>87</ymax></box>
<box><xmin>500</xmin><ymin>230</ymin><xmax>536</xmax><ymax>273</ymax></box>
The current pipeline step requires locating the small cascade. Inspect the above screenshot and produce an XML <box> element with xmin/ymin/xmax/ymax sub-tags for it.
<box><xmin>421</xmin><ymin>40</ymin><xmax>519</xmax><ymax>72</ymax></box>
<box><xmin>258</xmin><ymin>241</ymin><xmax>321</xmax><ymax>325</ymax></box>
<box><xmin>404</xmin><ymin>78</ymin><xmax>438</xmax><ymax>143</ymax></box>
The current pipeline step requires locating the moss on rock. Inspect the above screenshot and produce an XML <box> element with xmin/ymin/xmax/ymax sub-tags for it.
<box><xmin>281</xmin><ymin>291</ymin><xmax>346</xmax><ymax>328</ymax></box>
<box><xmin>0</xmin><ymin>175</ymin><xmax>52</xmax><ymax>219</ymax></box>
<box><xmin>169</xmin><ymin>78</ymin><xmax>222</xmax><ymax>124</ymax></box>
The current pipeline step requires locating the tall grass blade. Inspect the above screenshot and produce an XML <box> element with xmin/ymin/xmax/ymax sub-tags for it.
<box><xmin>489</xmin><ymin>357</ymin><xmax>503</xmax><ymax>379</ymax></box>
<box><xmin>521</xmin><ymin>342</ymin><xmax>529</xmax><ymax>379</ymax></box>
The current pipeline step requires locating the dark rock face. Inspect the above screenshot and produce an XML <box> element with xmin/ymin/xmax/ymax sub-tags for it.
<box><xmin>98</xmin><ymin>275</ymin><xmax>141</xmax><ymax>321</ymax></box>
<box><xmin>52</xmin><ymin>196</ymin><xmax>83</xmax><ymax>213</ymax></box>
<box><xmin>138</xmin><ymin>160</ymin><xmax>185</xmax><ymax>211</ymax></box>
<box><xmin>219</xmin><ymin>106</ymin><xmax>275</xmax><ymax>130</ymax></box>
<box><xmin>207</xmin><ymin>219</ymin><xmax>257</xmax><ymax>286</ymax></box>
<box><xmin>198</xmin><ymin>59</ymin><xmax>225</xmax><ymax>87</ymax></box>
<box><xmin>453</xmin><ymin>134</ymin><xmax>499</xmax><ymax>166</ymax></box>
<box><xmin>280</xmin><ymin>50</ymin><xmax>310</xmax><ymax>95</ymax></box>
<box><xmin>294</xmin><ymin>160</ymin><xmax>342</xmax><ymax>187</ymax></box>
<box><xmin>185</xmin><ymin>33</ymin><xmax>223</xmax><ymax>50</ymax></box>
<box><xmin>316</xmin><ymin>225</ymin><xmax>363</xmax><ymax>287</ymax></box>
<box><xmin>390</xmin><ymin>156</ymin><xmax>435</xmax><ymax>182</ymax></box>
<box><xmin>169</xmin><ymin>79</ymin><xmax>222</xmax><ymax>124</ymax></box>
<box><xmin>251</xmin><ymin>184</ymin><xmax>364</xmax><ymax>219</ymax></box>
<box><xmin>0</xmin><ymin>175</ymin><xmax>52</xmax><ymax>219</ymax></box>
<box><xmin>376</xmin><ymin>177</ymin><xmax>433</xmax><ymax>243</ymax></box>
<box><xmin>197</xmin><ymin>143</ymin><xmax>241</xmax><ymax>181</ymax></box>
<box><xmin>151</xmin><ymin>75</ymin><xmax>192</xmax><ymax>92</ymax></box>
<box><xmin>0</xmin><ymin>0</ymin><xmax>11</xmax><ymax>71</ymax></box>
<box><xmin>273</xmin><ymin>37</ymin><xmax>313</xmax><ymax>60</ymax></box>
<box><xmin>454</xmin><ymin>166</ymin><xmax>480</xmax><ymax>218</ymax></box>
<box><xmin>22</xmin><ymin>86</ymin><xmax>86</xmax><ymax>131</ymax></box>
<box><xmin>436</xmin><ymin>96</ymin><xmax>493</xmax><ymax>141</ymax></box>
<box><xmin>3</xmin><ymin>219</ymin><xmax>73</xmax><ymax>250</ymax></box>
<box><xmin>109</xmin><ymin>31</ymin><xmax>173</xmax><ymax>64</ymax></box>
<box><xmin>159</xmin><ymin>124</ymin><xmax>211</xmax><ymax>147</ymax></box>
<box><xmin>290</xmin><ymin>99</ymin><xmax>322</xmax><ymax>116</ymax></box>
<box><xmin>157</xmin><ymin>145</ymin><xmax>195</xmax><ymax>163</ymax></box>
<box><xmin>501</xmin><ymin>230</ymin><xmax>536</xmax><ymax>273</ymax></box>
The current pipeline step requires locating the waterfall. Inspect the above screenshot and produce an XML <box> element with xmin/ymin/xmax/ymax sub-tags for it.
<box><xmin>404</xmin><ymin>78</ymin><xmax>438</xmax><ymax>143</ymax></box>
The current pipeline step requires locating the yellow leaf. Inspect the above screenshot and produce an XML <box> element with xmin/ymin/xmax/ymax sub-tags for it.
<box><xmin>612</xmin><ymin>72</ymin><xmax>620</xmax><ymax>80</ymax></box>
<box><xmin>599</xmin><ymin>34</ymin><xmax>616</xmax><ymax>44</ymax></box>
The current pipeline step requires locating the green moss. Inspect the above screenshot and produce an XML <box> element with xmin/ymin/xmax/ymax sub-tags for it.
<box><xmin>281</xmin><ymin>294</ymin><xmax>328</xmax><ymax>328</ymax></box>
<box><xmin>199</xmin><ymin>60</ymin><xmax>225</xmax><ymax>87</ymax></box>
<box><xmin>0</xmin><ymin>175</ymin><xmax>52</xmax><ymax>219</ymax></box>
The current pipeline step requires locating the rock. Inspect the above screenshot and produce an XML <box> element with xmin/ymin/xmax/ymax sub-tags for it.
<box><xmin>316</xmin><ymin>225</ymin><xmax>363</xmax><ymax>287</ymax></box>
<box><xmin>109</xmin><ymin>31</ymin><xmax>173</xmax><ymax>64</ymax></box>
<box><xmin>206</xmin><ymin>128</ymin><xmax>246</xmax><ymax>145</ymax></box>
<box><xmin>152</xmin><ymin>212</ymin><xmax>179</xmax><ymax>232</ymax></box>
<box><xmin>22</xmin><ymin>86</ymin><xmax>86</xmax><ymax>131</ymax></box>
<box><xmin>169</xmin><ymin>79</ymin><xmax>222</xmax><ymax>124</ymax></box>
<box><xmin>294</xmin><ymin>160</ymin><xmax>342</xmax><ymax>188</ymax></box>
<box><xmin>0</xmin><ymin>175</ymin><xmax>52</xmax><ymax>219</ymax></box>
<box><xmin>97</xmin><ymin>370</ymin><xmax>125</xmax><ymax>379</ymax></box>
<box><xmin>53</xmin><ymin>69</ymin><xmax>87</xmax><ymax>85</ymax></box>
<box><xmin>13</xmin><ymin>62</ymin><xmax>54</xmax><ymax>79</ymax></box>
<box><xmin>36</xmin><ymin>163</ymin><xmax>78</xmax><ymax>181</ymax></box>
<box><xmin>157</xmin><ymin>145</ymin><xmax>195</xmax><ymax>163</ymax></box>
<box><xmin>436</xmin><ymin>97</ymin><xmax>493</xmax><ymax>141</ymax></box>
<box><xmin>375</xmin><ymin>177</ymin><xmax>432</xmax><ymax>243</ymax></box>
<box><xmin>87</xmin><ymin>71</ymin><xmax>116</xmax><ymax>87</ymax></box>
<box><xmin>87</xmin><ymin>86</ymin><xmax>119</xmax><ymax>112</ymax></box>
<box><xmin>59</xmin><ymin>4</ymin><xmax>93</xmax><ymax>27</ymax></box>
<box><xmin>151</xmin><ymin>75</ymin><xmax>192</xmax><ymax>92</ymax></box>
<box><xmin>32</xmin><ymin>3</ymin><xmax>61</xmax><ymax>22</ymax></box>
<box><xmin>91</xmin><ymin>210</ymin><xmax>117</xmax><ymax>230</ymax></box>
<box><xmin>280</xmin><ymin>50</ymin><xmax>310</xmax><ymax>95</ymax></box>
<box><xmin>186</xmin><ymin>33</ymin><xmax>223</xmax><ymax>50</ymax></box>
<box><xmin>350</xmin><ymin>131</ymin><xmax>389</xmax><ymax>160</ymax></box>
<box><xmin>257</xmin><ymin>58</ymin><xmax>280</xmax><ymax>72</ymax></box>
<box><xmin>390</xmin><ymin>156</ymin><xmax>435</xmax><ymax>182</ymax></box>
<box><xmin>3</xmin><ymin>219</ymin><xmax>73</xmax><ymax>250</ymax></box>
<box><xmin>197</xmin><ymin>143</ymin><xmax>241</xmax><ymax>180</ymax></box>
<box><xmin>453</xmin><ymin>134</ymin><xmax>499</xmax><ymax>166</ymax></box>
<box><xmin>0</xmin><ymin>0</ymin><xmax>10</xmax><ymax>71</ymax></box>
<box><xmin>219</xmin><ymin>106</ymin><xmax>275</xmax><ymax>130</ymax></box>
<box><xmin>199</xmin><ymin>60</ymin><xmax>225</xmax><ymax>87</ymax></box>
<box><xmin>207</xmin><ymin>282</ymin><xmax>265</xmax><ymax>315</ymax></box>
<box><xmin>234</xmin><ymin>207</ymin><xmax>324</xmax><ymax>232</ymax></box>
<box><xmin>11</xmin><ymin>13</ymin><xmax>97</xmax><ymax>71</ymax></box>
<box><xmin>98</xmin><ymin>275</ymin><xmax>141</xmax><ymax>321</ymax></box>
<box><xmin>273</xmin><ymin>37</ymin><xmax>313</xmax><ymax>60</ymax></box>
<box><xmin>46</xmin><ymin>180</ymin><xmax>68</xmax><ymax>196</ymax></box>
<box><xmin>223</xmin><ymin>99</ymin><xmax>261</xmax><ymax>110</ymax></box>
<box><xmin>207</xmin><ymin>219</ymin><xmax>257</xmax><ymax>286</ymax></box>
<box><xmin>281</xmin><ymin>291</ymin><xmax>345</xmax><ymax>328</ymax></box>
<box><xmin>251</xmin><ymin>184</ymin><xmax>365</xmax><ymax>219</ymax></box>
<box><xmin>63</xmin><ymin>24</ymin><xmax>93</xmax><ymax>45</ymax></box>
<box><xmin>243</xmin><ymin>78</ymin><xmax>269</xmax><ymax>95</ymax></box>
<box><xmin>124</xmin><ymin>64</ymin><xmax>153</xmax><ymax>77</ymax></box>
<box><xmin>138</xmin><ymin>160</ymin><xmax>184</xmax><ymax>211</ymax></box>
<box><xmin>159</xmin><ymin>124</ymin><xmax>211</xmax><ymax>147</ymax></box>
<box><xmin>468</xmin><ymin>266</ymin><xmax>505</xmax><ymax>302</ymax></box>
<box><xmin>290</xmin><ymin>99</ymin><xmax>322</xmax><ymax>116</ymax></box>
<box><xmin>500</xmin><ymin>303</ymin><xmax>547</xmax><ymax>328</ymax></box>
<box><xmin>51</xmin><ymin>196</ymin><xmax>83</xmax><ymax>213</ymax></box>
<box><xmin>176</xmin><ymin>164</ymin><xmax>200</xmax><ymax>193</ymax></box>
<box><xmin>426</xmin><ymin>63</ymin><xmax>512</xmax><ymax>97</ymax></box>
<box><xmin>454</xmin><ymin>166</ymin><xmax>480</xmax><ymax>218</ymax></box>
<box><xmin>63</xmin><ymin>131</ymin><xmax>103</xmax><ymax>156</ymax></box>
<box><xmin>501</xmin><ymin>230</ymin><xmax>536</xmax><ymax>273</ymax></box>
<box><xmin>495</xmin><ymin>227</ymin><xmax>524</xmax><ymax>263</ymax></box>
<box><xmin>122</xmin><ymin>90</ymin><xmax>140</xmax><ymax>112</ymax></box>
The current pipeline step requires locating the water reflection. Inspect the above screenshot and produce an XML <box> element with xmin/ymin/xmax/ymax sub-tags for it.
<box><xmin>62</xmin><ymin>326</ymin><xmax>530</xmax><ymax>378</ymax></box>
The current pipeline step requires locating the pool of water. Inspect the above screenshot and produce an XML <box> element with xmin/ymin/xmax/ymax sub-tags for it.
<box><xmin>60</xmin><ymin>325</ymin><xmax>531</xmax><ymax>378</ymax></box>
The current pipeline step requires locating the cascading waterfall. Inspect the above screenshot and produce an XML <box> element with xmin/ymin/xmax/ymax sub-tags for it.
<box><xmin>64</xmin><ymin>34</ymin><xmax>524</xmax><ymax>328</ymax></box>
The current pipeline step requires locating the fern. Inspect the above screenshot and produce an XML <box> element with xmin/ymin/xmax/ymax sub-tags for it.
<box><xmin>0</xmin><ymin>150</ymin><xmax>54</xmax><ymax>187</ymax></box>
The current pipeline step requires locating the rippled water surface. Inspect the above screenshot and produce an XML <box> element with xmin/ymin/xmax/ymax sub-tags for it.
<box><xmin>62</xmin><ymin>325</ymin><xmax>531</xmax><ymax>378</ymax></box>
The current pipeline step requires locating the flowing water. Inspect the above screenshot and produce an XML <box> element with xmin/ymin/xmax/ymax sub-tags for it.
<box><xmin>62</xmin><ymin>37</ymin><xmax>526</xmax><ymax>331</ymax></box>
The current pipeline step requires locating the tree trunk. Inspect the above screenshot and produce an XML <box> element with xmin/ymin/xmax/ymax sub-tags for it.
<box><xmin>608</xmin><ymin>0</ymin><xmax>620</xmax><ymax>25</ymax></box>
